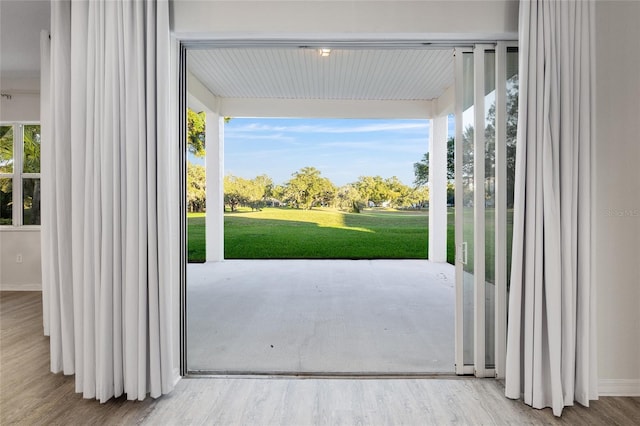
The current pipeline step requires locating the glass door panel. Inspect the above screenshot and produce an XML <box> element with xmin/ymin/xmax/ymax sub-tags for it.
<box><xmin>461</xmin><ymin>51</ymin><xmax>475</xmax><ymax>367</ymax></box>
<box><xmin>456</xmin><ymin>44</ymin><xmax>515</xmax><ymax>377</ymax></box>
<box><xmin>506</xmin><ymin>46</ymin><xmax>519</xmax><ymax>293</ymax></box>
<box><xmin>484</xmin><ymin>50</ymin><xmax>496</xmax><ymax>368</ymax></box>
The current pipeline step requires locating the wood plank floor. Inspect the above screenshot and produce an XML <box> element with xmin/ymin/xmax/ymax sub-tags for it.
<box><xmin>2</xmin><ymin>291</ymin><xmax>639</xmax><ymax>425</ymax></box>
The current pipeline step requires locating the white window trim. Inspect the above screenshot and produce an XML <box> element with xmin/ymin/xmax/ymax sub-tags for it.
<box><xmin>0</xmin><ymin>121</ymin><xmax>41</xmax><ymax>228</ymax></box>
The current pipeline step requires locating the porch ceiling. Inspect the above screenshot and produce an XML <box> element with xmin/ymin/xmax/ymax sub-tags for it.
<box><xmin>187</xmin><ymin>47</ymin><xmax>454</xmax><ymax>102</ymax></box>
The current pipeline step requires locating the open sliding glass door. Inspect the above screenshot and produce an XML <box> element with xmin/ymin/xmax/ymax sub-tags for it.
<box><xmin>454</xmin><ymin>43</ymin><xmax>518</xmax><ymax>378</ymax></box>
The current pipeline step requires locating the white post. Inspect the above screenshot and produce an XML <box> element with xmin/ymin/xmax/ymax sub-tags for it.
<box><xmin>428</xmin><ymin>115</ymin><xmax>448</xmax><ymax>263</ymax></box>
<box><xmin>206</xmin><ymin>112</ymin><xmax>224</xmax><ymax>262</ymax></box>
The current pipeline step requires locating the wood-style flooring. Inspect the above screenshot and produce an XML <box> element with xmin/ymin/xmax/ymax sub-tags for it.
<box><xmin>2</xmin><ymin>291</ymin><xmax>639</xmax><ymax>425</ymax></box>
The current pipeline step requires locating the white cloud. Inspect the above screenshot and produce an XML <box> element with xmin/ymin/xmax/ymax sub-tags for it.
<box><xmin>223</xmin><ymin>131</ymin><xmax>297</xmax><ymax>143</ymax></box>
<box><xmin>227</xmin><ymin>121</ymin><xmax>429</xmax><ymax>135</ymax></box>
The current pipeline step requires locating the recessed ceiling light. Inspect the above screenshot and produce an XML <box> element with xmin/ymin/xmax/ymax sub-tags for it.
<box><xmin>319</xmin><ymin>48</ymin><xmax>331</xmax><ymax>57</ymax></box>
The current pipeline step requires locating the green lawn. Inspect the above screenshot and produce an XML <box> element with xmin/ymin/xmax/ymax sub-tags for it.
<box><xmin>187</xmin><ymin>207</ymin><xmax>511</xmax><ymax>267</ymax></box>
<box><xmin>188</xmin><ymin>207</ymin><xmax>455</xmax><ymax>262</ymax></box>
<box><xmin>187</xmin><ymin>212</ymin><xmax>207</xmax><ymax>262</ymax></box>
<box><xmin>225</xmin><ymin>207</ymin><xmax>431</xmax><ymax>260</ymax></box>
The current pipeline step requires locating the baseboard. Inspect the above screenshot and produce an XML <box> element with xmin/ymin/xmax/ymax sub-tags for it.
<box><xmin>0</xmin><ymin>283</ymin><xmax>42</xmax><ymax>291</ymax></box>
<box><xmin>599</xmin><ymin>379</ymin><xmax>640</xmax><ymax>396</ymax></box>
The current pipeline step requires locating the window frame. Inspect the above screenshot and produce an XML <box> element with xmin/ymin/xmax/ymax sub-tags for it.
<box><xmin>0</xmin><ymin>121</ymin><xmax>41</xmax><ymax>229</ymax></box>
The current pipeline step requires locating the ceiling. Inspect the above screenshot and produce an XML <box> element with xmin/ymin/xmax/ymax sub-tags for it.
<box><xmin>188</xmin><ymin>47</ymin><xmax>454</xmax><ymax>102</ymax></box>
<box><xmin>0</xmin><ymin>0</ymin><xmax>456</xmax><ymax>104</ymax></box>
<box><xmin>0</xmin><ymin>0</ymin><xmax>50</xmax><ymax>78</ymax></box>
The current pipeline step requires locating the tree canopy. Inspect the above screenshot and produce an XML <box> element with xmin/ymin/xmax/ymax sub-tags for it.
<box><xmin>283</xmin><ymin>167</ymin><xmax>335</xmax><ymax>210</ymax></box>
<box><xmin>187</xmin><ymin>161</ymin><xmax>206</xmax><ymax>212</ymax></box>
<box><xmin>413</xmin><ymin>137</ymin><xmax>456</xmax><ymax>187</ymax></box>
<box><xmin>187</xmin><ymin>109</ymin><xmax>206</xmax><ymax>158</ymax></box>
<box><xmin>217</xmin><ymin>167</ymin><xmax>427</xmax><ymax>213</ymax></box>
<box><xmin>224</xmin><ymin>174</ymin><xmax>272</xmax><ymax>212</ymax></box>
<box><xmin>187</xmin><ymin>108</ymin><xmax>232</xmax><ymax>158</ymax></box>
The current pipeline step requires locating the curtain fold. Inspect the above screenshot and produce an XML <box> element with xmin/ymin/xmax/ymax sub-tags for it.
<box><xmin>41</xmin><ymin>0</ymin><xmax>176</xmax><ymax>402</ymax></box>
<box><xmin>505</xmin><ymin>0</ymin><xmax>597</xmax><ymax>416</ymax></box>
<box><xmin>40</xmin><ymin>30</ymin><xmax>51</xmax><ymax>337</ymax></box>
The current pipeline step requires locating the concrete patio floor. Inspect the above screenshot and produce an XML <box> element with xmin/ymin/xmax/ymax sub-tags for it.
<box><xmin>187</xmin><ymin>260</ymin><xmax>455</xmax><ymax>374</ymax></box>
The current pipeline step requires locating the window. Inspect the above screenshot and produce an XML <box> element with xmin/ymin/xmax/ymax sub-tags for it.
<box><xmin>0</xmin><ymin>123</ymin><xmax>41</xmax><ymax>226</ymax></box>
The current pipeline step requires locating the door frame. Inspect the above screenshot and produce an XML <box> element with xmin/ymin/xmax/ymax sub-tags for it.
<box><xmin>454</xmin><ymin>41</ymin><xmax>517</xmax><ymax>378</ymax></box>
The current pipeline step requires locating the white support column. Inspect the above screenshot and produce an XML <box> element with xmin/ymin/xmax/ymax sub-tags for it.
<box><xmin>428</xmin><ymin>116</ymin><xmax>448</xmax><ymax>263</ymax></box>
<box><xmin>205</xmin><ymin>112</ymin><xmax>224</xmax><ymax>262</ymax></box>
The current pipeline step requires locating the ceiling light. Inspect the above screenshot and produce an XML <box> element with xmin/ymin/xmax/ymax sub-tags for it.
<box><xmin>319</xmin><ymin>48</ymin><xmax>331</xmax><ymax>57</ymax></box>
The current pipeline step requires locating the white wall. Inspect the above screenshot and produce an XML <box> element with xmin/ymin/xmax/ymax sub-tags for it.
<box><xmin>172</xmin><ymin>0</ymin><xmax>519</xmax><ymax>40</ymax></box>
<box><xmin>594</xmin><ymin>0</ymin><xmax>640</xmax><ymax>394</ymax></box>
<box><xmin>0</xmin><ymin>76</ymin><xmax>42</xmax><ymax>290</ymax></box>
<box><xmin>0</xmin><ymin>0</ymin><xmax>47</xmax><ymax>290</ymax></box>
<box><xmin>0</xmin><ymin>229</ymin><xmax>42</xmax><ymax>290</ymax></box>
<box><xmin>0</xmin><ymin>76</ymin><xmax>40</xmax><ymax>122</ymax></box>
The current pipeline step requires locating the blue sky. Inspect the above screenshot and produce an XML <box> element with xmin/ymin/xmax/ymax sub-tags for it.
<box><xmin>190</xmin><ymin>117</ymin><xmax>454</xmax><ymax>187</ymax></box>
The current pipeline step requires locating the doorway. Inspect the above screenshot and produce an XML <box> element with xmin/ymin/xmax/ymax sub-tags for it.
<box><xmin>180</xmin><ymin>40</ymin><xmax>516</xmax><ymax>376</ymax></box>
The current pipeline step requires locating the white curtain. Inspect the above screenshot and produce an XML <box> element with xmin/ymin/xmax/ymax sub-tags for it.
<box><xmin>41</xmin><ymin>0</ymin><xmax>177</xmax><ymax>402</ymax></box>
<box><xmin>505</xmin><ymin>0</ymin><xmax>598</xmax><ymax>417</ymax></box>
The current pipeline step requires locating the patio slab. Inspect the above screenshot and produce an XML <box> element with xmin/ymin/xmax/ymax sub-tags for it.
<box><xmin>187</xmin><ymin>259</ymin><xmax>455</xmax><ymax>374</ymax></box>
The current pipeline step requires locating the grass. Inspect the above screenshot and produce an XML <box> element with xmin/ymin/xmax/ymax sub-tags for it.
<box><xmin>188</xmin><ymin>207</ymin><xmax>511</xmax><ymax>267</ymax></box>
<box><xmin>187</xmin><ymin>212</ymin><xmax>206</xmax><ymax>262</ymax></box>
<box><xmin>224</xmin><ymin>207</ymin><xmax>432</xmax><ymax>260</ymax></box>
<box><xmin>187</xmin><ymin>207</ymin><xmax>453</xmax><ymax>262</ymax></box>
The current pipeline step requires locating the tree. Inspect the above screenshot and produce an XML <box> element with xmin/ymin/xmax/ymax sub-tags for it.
<box><xmin>187</xmin><ymin>109</ymin><xmax>206</xmax><ymax>157</ymax></box>
<box><xmin>413</xmin><ymin>153</ymin><xmax>429</xmax><ymax>187</ymax></box>
<box><xmin>252</xmin><ymin>174</ymin><xmax>274</xmax><ymax>208</ymax></box>
<box><xmin>447</xmin><ymin>181</ymin><xmax>455</xmax><ymax>205</ymax></box>
<box><xmin>0</xmin><ymin>126</ymin><xmax>14</xmax><ymax>223</ymax></box>
<box><xmin>23</xmin><ymin>125</ymin><xmax>41</xmax><ymax>224</ymax></box>
<box><xmin>447</xmin><ymin>137</ymin><xmax>455</xmax><ymax>180</ymax></box>
<box><xmin>0</xmin><ymin>126</ymin><xmax>13</xmax><ymax>174</ymax></box>
<box><xmin>246</xmin><ymin>175</ymin><xmax>271</xmax><ymax>211</ymax></box>
<box><xmin>354</xmin><ymin>175</ymin><xmax>393</xmax><ymax>207</ymax></box>
<box><xmin>187</xmin><ymin>161</ymin><xmax>206</xmax><ymax>212</ymax></box>
<box><xmin>223</xmin><ymin>174</ymin><xmax>249</xmax><ymax>212</ymax></box>
<box><xmin>336</xmin><ymin>184</ymin><xmax>363</xmax><ymax>212</ymax></box>
<box><xmin>271</xmin><ymin>184</ymin><xmax>286</xmax><ymax>204</ymax></box>
<box><xmin>412</xmin><ymin>185</ymin><xmax>430</xmax><ymax>208</ymax></box>
<box><xmin>223</xmin><ymin>174</ymin><xmax>275</xmax><ymax>211</ymax></box>
<box><xmin>187</xmin><ymin>108</ymin><xmax>232</xmax><ymax>158</ymax></box>
<box><xmin>0</xmin><ymin>125</ymin><xmax>41</xmax><ymax>224</ymax></box>
<box><xmin>486</xmin><ymin>80</ymin><xmax>519</xmax><ymax>207</ymax></box>
<box><xmin>284</xmin><ymin>167</ymin><xmax>335</xmax><ymax>209</ymax></box>
<box><xmin>314</xmin><ymin>177</ymin><xmax>337</xmax><ymax>208</ymax></box>
<box><xmin>413</xmin><ymin>137</ymin><xmax>456</xmax><ymax>187</ymax></box>
<box><xmin>384</xmin><ymin>176</ymin><xmax>410</xmax><ymax>207</ymax></box>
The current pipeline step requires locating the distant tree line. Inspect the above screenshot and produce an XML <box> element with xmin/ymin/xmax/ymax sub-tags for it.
<box><xmin>186</xmin><ymin>165</ymin><xmax>430</xmax><ymax>213</ymax></box>
<box><xmin>184</xmin><ymin>108</ymin><xmax>455</xmax><ymax>213</ymax></box>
